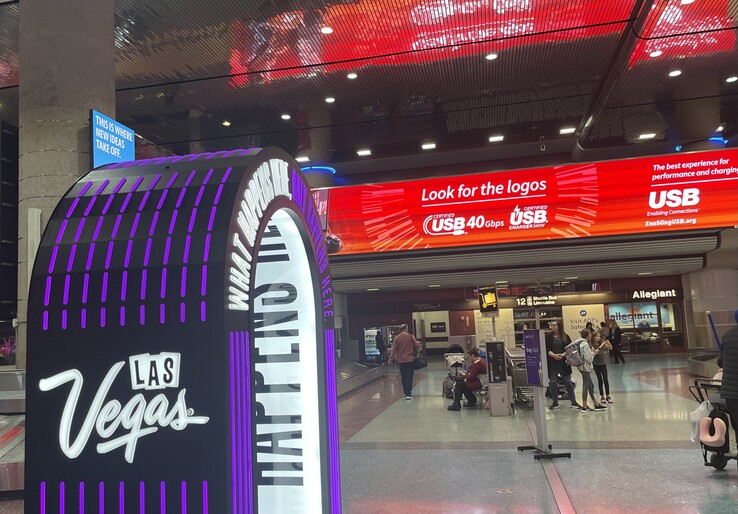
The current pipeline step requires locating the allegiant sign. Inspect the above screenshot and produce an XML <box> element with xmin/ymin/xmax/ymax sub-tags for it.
<box><xmin>321</xmin><ymin>148</ymin><xmax>738</xmax><ymax>255</ymax></box>
<box><xmin>26</xmin><ymin>148</ymin><xmax>341</xmax><ymax>513</ymax></box>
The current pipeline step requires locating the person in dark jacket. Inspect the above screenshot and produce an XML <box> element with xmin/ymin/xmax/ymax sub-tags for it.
<box><xmin>448</xmin><ymin>347</ymin><xmax>487</xmax><ymax>411</ymax></box>
<box><xmin>720</xmin><ymin>310</ymin><xmax>738</xmax><ymax>444</ymax></box>
<box><xmin>375</xmin><ymin>330</ymin><xmax>386</xmax><ymax>365</ymax></box>
<box><xmin>608</xmin><ymin>318</ymin><xmax>625</xmax><ymax>364</ymax></box>
<box><xmin>545</xmin><ymin>320</ymin><xmax>580</xmax><ymax>410</ymax></box>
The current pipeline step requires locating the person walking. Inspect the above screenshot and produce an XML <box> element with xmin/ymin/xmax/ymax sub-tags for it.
<box><xmin>387</xmin><ymin>324</ymin><xmax>420</xmax><ymax>400</ymax></box>
<box><xmin>719</xmin><ymin>310</ymin><xmax>738</xmax><ymax>446</ymax></box>
<box><xmin>545</xmin><ymin>320</ymin><xmax>580</xmax><ymax>410</ymax></box>
<box><xmin>447</xmin><ymin>347</ymin><xmax>487</xmax><ymax>411</ymax></box>
<box><xmin>375</xmin><ymin>329</ymin><xmax>386</xmax><ymax>365</ymax></box>
<box><xmin>575</xmin><ymin>329</ymin><xmax>607</xmax><ymax>412</ymax></box>
<box><xmin>608</xmin><ymin>318</ymin><xmax>625</xmax><ymax>364</ymax></box>
<box><xmin>592</xmin><ymin>331</ymin><xmax>613</xmax><ymax>404</ymax></box>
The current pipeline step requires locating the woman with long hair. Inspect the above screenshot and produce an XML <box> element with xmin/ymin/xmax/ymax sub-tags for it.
<box><xmin>592</xmin><ymin>331</ymin><xmax>613</xmax><ymax>403</ymax></box>
<box><xmin>545</xmin><ymin>320</ymin><xmax>579</xmax><ymax>410</ymax></box>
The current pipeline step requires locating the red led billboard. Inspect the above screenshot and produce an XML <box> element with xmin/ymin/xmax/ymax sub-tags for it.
<box><xmin>322</xmin><ymin>148</ymin><xmax>738</xmax><ymax>255</ymax></box>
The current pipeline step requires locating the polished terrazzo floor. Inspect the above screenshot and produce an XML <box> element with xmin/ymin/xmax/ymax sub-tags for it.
<box><xmin>2</xmin><ymin>354</ymin><xmax>736</xmax><ymax>513</ymax></box>
<box><xmin>339</xmin><ymin>354</ymin><xmax>738</xmax><ymax>514</ymax></box>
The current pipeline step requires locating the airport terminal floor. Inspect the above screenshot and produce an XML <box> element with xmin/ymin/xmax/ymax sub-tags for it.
<box><xmin>1</xmin><ymin>355</ymin><xmax>737</xmax><ymax>513</ymax></box>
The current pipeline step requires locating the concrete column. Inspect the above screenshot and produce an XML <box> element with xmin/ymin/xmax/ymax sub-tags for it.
<box><xmin>17</xmin><ymin>0</ymin><xmax>115</xmax><ymax>368</ymax></box>
<box><xmin>686</xmin><ymin>269</ymin><xmax>738</xmax><ymax>350</ymax></box>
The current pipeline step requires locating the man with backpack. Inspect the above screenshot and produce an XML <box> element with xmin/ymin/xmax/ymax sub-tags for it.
<box><xmin>545</xmin><ymin>320</ymin><xmax>580</xmax><ymax>411</ymax></box>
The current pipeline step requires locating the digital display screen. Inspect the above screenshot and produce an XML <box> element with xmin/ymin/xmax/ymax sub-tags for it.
<box><xmin>321</xmin><ymin>148</ymin><xmax>738</xmax><ymax>255</ymax></box>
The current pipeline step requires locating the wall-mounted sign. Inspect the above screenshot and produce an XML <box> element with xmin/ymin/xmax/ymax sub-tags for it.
<box><xmin>430</xmin><ymin>322</ymin><xmax>447</xmax><ymax>333</ymax></box>
<box><xmin>26</xmin><ymin>148</ymin><xmax>341</xmax><ymax>513</ymax></box>
<box><xmin>90</xmin><ymin>110</ymin><xmax>135</xmax><ymax>168</ymax></box>
<box><xmin>320</xmin><ymin>148</ymin><xmax>738</xmax><ymax>255</ymax></box>
<box><xmin>628</xmin><ymin>288</ymin><xmax>682</xmax><ymax>301</ymax></box>
<box><xmin>516</xmin><ymin>295</ymin><xmax>558</xmax><ymax>307</ymax></box>
<box><xmin>478</xmin><ymin>285</ymin><xmax>498</xmax><ymax>313</ymax></box>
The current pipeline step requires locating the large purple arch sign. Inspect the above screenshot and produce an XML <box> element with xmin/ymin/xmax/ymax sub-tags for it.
<box><xmin>25</xmin><ymin>148</ymin><xmax>341</xmax><ymax>513</ymax></box>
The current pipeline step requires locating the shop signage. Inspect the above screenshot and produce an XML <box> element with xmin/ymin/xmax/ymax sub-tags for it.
<box><xmin>321</xmin><ymin>148</ymin><xmax>738</xmax><ymax>255</ymax></box>
<box><xmin>628</xmin><ymin>288</ymin><xmax>682</xmax><ymax>300</ymax></box>
<box><xmin>516</xmin><ymin>295</ymin><xmax>558</xmax><ymax>307</ymax></box>
<box><xmin>90</xmin><ymin>110</ymin><xmax>135</xmax><ymax>168</ymax></box>
<box><xmin>430</xmin><ymin>322</ymin><xmax>447</xmax><ymax>333</ymax></box>
<box><xmin>478</xmin><ymin>285</ymin><xmax>498</xmax><ymax>312</ymax></box>
<box><xmin>25</xmin><ymin>148</ymin><xmax>341</xmax><ymax>513</ymax></box>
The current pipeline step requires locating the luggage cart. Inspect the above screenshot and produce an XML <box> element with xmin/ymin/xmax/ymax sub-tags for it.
<box><xmin>689</xmin><ymin>378</ymin><xmax>737</xmax><ymax>470</ymax></box>
<box><xmin>505</xmin><ymin>347</ymin><xmax>534</xmax><ymax>407</ymax></box>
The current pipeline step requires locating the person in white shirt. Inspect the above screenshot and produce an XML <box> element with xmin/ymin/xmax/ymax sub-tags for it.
<box><xmin>575</xmin><ymin>329</ymin><xmax>607</xmax><ymax>412</ymax></box>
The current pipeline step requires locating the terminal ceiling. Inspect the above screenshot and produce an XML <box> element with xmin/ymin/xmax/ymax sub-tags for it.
<box><xmin>0</xmin><ymin>0</ymin><xmax>736</xmax><ymax>292</ymax></box>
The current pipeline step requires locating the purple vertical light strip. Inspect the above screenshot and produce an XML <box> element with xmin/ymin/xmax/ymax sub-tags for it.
<box><xmin>200</xmin><ymin>266</ymin><xmax>207</xmax><ymax>296</ymax></box>
<box><xmin>138</xmin><ymin>191</ymin><xmax>151</xmax><ymax>211</ymax></box>
<box><xmin>102</xmin><ymin>273</ymin><xmax>109</xmax><ymax>302</ymax></box>
<box><xmin>105</xmin><ymin>241</ymin><xmax>114</xmax><ymax>269</ymax></box>
<box><xmin>324</xmin><ymin>328</ymin><xmax>342</xmax><ymax>513</ymax></box>
<box><xmin>55</xmin><ymin>220</ymin><xmax>69</xmax><ymax>244</ymax></box>
<box><xmin>187</xmin><ymin>208</ymin><xmax>197</xmax><ymax>233</ymax></box>
<box><xmin>76</xmin><ymin>180</ymin><xmax>94</xmax><ymax>198</ymax></box>
<box><xmin>175</xmin><ymin>189</ymin><xmax>187</xmax><ymax>208</ymax></box>
<box><xmin>141</xmin><ymin>270</ymin><xmax>148</xmax><ymax>300</ymax></box>
<box><xmin>160</xmin><ymin>269</ymin><xmax>167</xmax><ymax>299</ymax></box>
<box><xmin>62</xmin><ymin>310</ymin><xmax>68</xmax><ymax>330</ymax></box>
<box><xmin>66</xmin><ymin>245</ymin><xmax>76</xmax><ymax>272</ymax></box>
<box><xmin>79</xmin><ymin>482</ymin><xmax>84</xmax><ymax>514</ymax></box>
<box><xmin>59</xmin><ymin>481</ymin><xmax>65</xmax><ymax>514</ymax></box>
<box><xmin>140</xmin><ymin>305</ymin><xmax>145</xmax><ymax>325</ymax></box>
<box><xmin>149</xmin><ymin>212</ymin><xmax>159</xmax><ymax>235</ymax></box>
<box><xmin>43</xmin><ymin>311</ymin><xmax>48</xmax><ymax>331</ymax></box>
<box><xmin>203</xmin><ymin>234</ymin><xmax>211</xmax><ymax>262</ymax></box>
<box><xmin>102</xmin><ymin>178</ymin><xmax>127</xmax><ymax>215</ymax></box>
<box><xmin>93</xmin><ymin>217</ymin><xmax>105</xmax><ymax>240</ymax></box>
<box><xmin>184</xmin><ymin>169</ymin><xmax>197</xmax><ymax>186</ymax></box>
<box><xmin>120</xmin><ymin>176</ymin><xmax>145</xmax><ymax>213</ymax></box>
<box><xmin>44</xmin><ymin>276</ymin><xmax>52</xmax><ymax>306</ymax></box>
<box><xmin>168</xmin><ymin>210</ymin><xmax>178</xmax><ymax>234</ymax></box>
<box><xmin>121</xmin><ymin>271</ymin><xmax>128</xmax><ymax>300</ymax></box>
<box><xmin>180</xmin><ymin>303</ymin><xmax>186</xmax><ymax>323</ymax></box>
<box><xmin>63</xmin><ymin>275</ymin><xmax>70</xmax><ymax>305</ymax></box>
<box><xmin>242</xmin><ymin>331</ymin><xmax>253</xmax><ymax>514</ymax></box>
<box><xmin>130</xmin><ymin>214</ymin><xmax>141</xmax><ymax>237</ymax></box>
<box><xmin>111</xmin><ymin>215</ymin><xmax>122</xmax><ymax>238</ymax></box>
<box><xmin>120</xmin><ymin>306</ymin><xmax>126</xmax><ymax>326</ymax></box>
<box><xmin>99</xmin><ymin>481</ymin><xmax>104</xmax><ymax>514</ymax></box>
<box><xmin>164</xmin><ymin>237</ymin><xmax>171</xmax><ymax>264</ymax></box>
<box><xmin>181</xmin><ymin>482</ymin><xmax>186</xmax><ymax>514</ymax></box>
<box><xmin>119</xmin><ymin>481</ymin><xmax>125</xmax><ymax>514</ymax></box>
<box><xmin>233</xmin><ymin>333</ymin><xmax>243</xmax><ymax>514</ymax></box>
<box><xmin>125</xmin><ymin>240</ymin><xmax>133</xmax><ymax>268</ymax></box>
<box><xmin>83</xmin><ymin>274</ymin><xmax>90</xmax><ymax>303</ymax></box>
<box><xmin>183</xmin><ymin>236</ymin><xmax>191</xmax><ymax>263</ymax></box>
<box><xmin>86</xmin><ymin>243</ymin><xmax>96</xmax><ymax>271</ymax></box>
<box><xmin>144</xmin><ymin>239</ymin><xmax>152</xmax><ymax>266</ymax></box>
<box><xmin>74</xmin><ymin>219</ymin><xmax>86</xmax><ymax>242</ymax></box>
<box><xmin>228</xmin><ymin>332</ymin><xmax>240</xmax><ymax>514</ymax></box>
<box><xmin>203</xmin><ymin>168</ymin><xmax>214</xmax><ymax>185</ymax></box>
<box><xmin>160</xmin><ymin>304</ymin><xmax>165</xmax><ymax>324</ymax></box>
<box><xmin>100</xmin><ymin>307</ymin><xmax>106</xmax><ymax>328</ymax></box>
<box><xmin>202</xmin><ymin>481</ymin><xmax>208</xmax><ymax>514</ymax></box>
<box><xmin>139</xmin><ymin>481</ymin><xmax>145</xmax><ymax>514</ymax></box>
<box><xmin>221</xmin><ymin>167</ymin><xmax>232</xmax><ymax>183</ymax></box>
<box><xmin>194</xmin><ymin>186</ymin><xmax>205</xmax><ymax>206</ymax></box>
<box><xmin>207</xmin><ymin>207</ymin><xmax>216</xmax><ymax>231</ymax></box>
<box><xmin>81</xmin><ymin>309</ymin><xmax>87</xmax><ymax>329</ymax></box>
<box><xmin>180</xmin><ymin>267</ymin><xmax>187</xmax><ymax>297</ymax></box>
<box><xmin>160</xmin><ymin>481</ymin><xmax>166</xmax><ymax>514</ymax></box>
<box><xmin>48</xmin><ymin>246</ymin><xmax>59</xmax><ymax>273</ymax></box>
<box><xmin>66</xmin><ymin>198</ymin><xmax>81</xmax><ymax>218</ymax></box>
<box><xmin>201</xmin><ymin>301</ymin><xmax>206</xmax><ymax>322</ymax></box>
<box><xmin>41</xmin><ymin>481</ymin><xmax>46</xmax><ymax>514</ymax></box>
<box><xmin>214</xmin><ymin>184</ymin><xmax>224</xmax><ymax>205</ymax></box>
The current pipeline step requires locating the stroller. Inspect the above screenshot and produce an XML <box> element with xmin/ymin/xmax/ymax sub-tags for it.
<box><xmin>689</xmin><ymin>378</ymin><xmax>736</xmax><ymax>470</ymax></box>
<box><xmin>442</xmin><ymin>347</ymin><xmax>467</xmax><ymax>399</ymax></box>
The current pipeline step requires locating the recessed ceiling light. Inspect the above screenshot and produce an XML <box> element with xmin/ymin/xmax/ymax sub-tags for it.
<box><xmin>320</xmin><ymin>26</ymin><xmax>333</xmax><ymax>34</ymax></box>
<box><xmin>357</xmin><ymin>148</ymin><xmax>371</xmax><ymax>157</ymax></box>
<box><xmin>639</xmin><ymin>133</ymin><xmax>657</xmax><ymax>140</ymax></box>
<box><xmin>428</xmin><ymin>284</ymin><xmax>441</xmax><ymax>288</ymax></box>
<box><xmin>637</xmin><ymin>272</ymin><xmax>653</xmax><ymax>276</ymax></box>
<box><xmin>325</xmin><ymin>97</ymin><xmax>335</xmax><ymax>103</ymax></box>
<box><xmin>649</xmin><ymin>50</ymin><xmax>663</xmax><ymax>58</ymax></box>
<box><xmin>222</xmin><ymin>120</ymin><xmax>231</xmax><ymax>127</ymax></box>
<box><xmin>727</xmin><ymin>76</ymin><xmax>738</xmax><ymax>83</ymax></box>
<box><xmin>559</xmin><ymin>127</ymin><xmax>576</xmax><ymax>135</ymax></box>
<box><xmin>347</xmin><ymin>72</ymin><xmax>358</xmax><ymax>79</ymax></box>
<box><xmin>564</xmin><ymin>276</ymin><xmax>579</xmax><ymax>280</ymax></box>
<box><xmin>485</xmin><ymin>53</ymin><xmax>498</xmax><ymax>60</ymax></box>
<box><xmin>295</xmin><ymin>156</ymin><xmax>310</xmax><ymax>163</ymax></box>
<box><xmin>421</xmin><ymin>142</ymin><xmax>436</xmax><ymax>150</ymax></box>
<box><xmin>668</xmin><ymin>70</ymin><xmax>682</xmax><ymax>77</ymax></box>
<box><xmin>281</xmin><ymin>113</ymin><xmax>291</xmax><ymax>120</ymax></box>
<box><xmin>489</xmin><ymin>135</ymin><xmax>504</xmax><ymax>142</ymax></box>
<box><xmin>716</xmin><ymin>125</ymin><xmax>724</xmax><ymax>132</ymax></box>
<box><xmin>366</xmin><ymin>288</ymin><xmax>379</xmax><ymax>291</ymax></box>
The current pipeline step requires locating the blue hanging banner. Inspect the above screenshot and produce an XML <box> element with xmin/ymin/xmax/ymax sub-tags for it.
<box><xmin>90</xmin><ymin>110</ymin><xmax>135</xmax><ymax>168</ymax></box>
